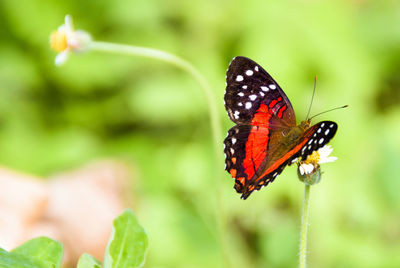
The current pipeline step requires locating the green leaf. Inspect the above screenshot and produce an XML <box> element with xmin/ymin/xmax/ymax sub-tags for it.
<box><xmin>12</xmin><ymin>237</ymin><xmax>63</xmax><ymax>268</ymax></box>
<box><xmin>0</xmin><ymin>247</ymin><xmax>49</xmax><ymax>268</ymax></box>
<box><xmin>103</xmin><ymin>209</ymin><xmax>148</xmax><ymax>268</ymax></box>
<box><xmin>77</xmin><ymin>253</ymin><xmax>102</xmax><ymax>268</ymax></box>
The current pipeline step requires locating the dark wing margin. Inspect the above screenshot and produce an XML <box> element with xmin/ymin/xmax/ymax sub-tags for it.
<box><xmin>224</xmin><ymin>125</ymin><xmax>252</xmax><ymax>193</ymax></box>
<box><xmin>240</xmin><ymin>158</ymin><xmax>290</xmax><ymax>200</ymax></box>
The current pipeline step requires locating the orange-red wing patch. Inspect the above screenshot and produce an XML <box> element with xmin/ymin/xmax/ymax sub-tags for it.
<box><xmin>241</xmin><ymin>104</ymin><xmax>272</xmax><ymax>181</ymax></box>
<box><xmin>277</xmin><ymin>104</ymin><xmax>287</xmax><ymax>119</ymax></box>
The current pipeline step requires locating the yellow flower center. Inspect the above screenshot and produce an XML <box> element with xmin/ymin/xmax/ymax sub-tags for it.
<box><xmin>303</xmin><ymin>150</ymin><xmax>320</xmax><ymax>165</ymax></box>
<box><xmin>50</xmin><ymin>31</ymin><xmax>68</xmax><ymax>52</ymax></box>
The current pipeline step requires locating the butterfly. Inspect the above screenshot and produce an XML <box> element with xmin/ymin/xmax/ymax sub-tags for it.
<box><xmin>224</xmin><ymin>56</ymin><xmax>338</xmax><ymax>199</ymax></box>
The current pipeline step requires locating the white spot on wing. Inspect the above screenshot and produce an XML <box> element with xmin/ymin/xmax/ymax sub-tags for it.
<box><xmin>269</xmin><ymin>84</ymin><xmax>276</xmax><ymax>90</ymax></box>
<box><xmin>233</xmin><ymin>111</ymin><xmax>240</xmax><ymax>119</ymax></box>
<box><xmin>242</xmin><ymin>85</ymin><xmax>248</xmax><ymax>89</ymax></box>
<box><xmin>238</xmin><ymin>102</ymin><xmax>243</xmax><ymax>106</ymax></box>
<box><xmin>245</xmin><ymin>102</ymin><xmax>252</xmax><ymax>109</ymax></box>
<box><xmin>319</xmin><ymin>138</ymin><xmax>324</xmax><ymax>144</ymax></box>
<box><xmin>245</xmin><ymin>70</ymin><xmax>254</xmax><ymax>76</ymax></box>
<box><xmin>260</xmin><ymin>92</ymin><xmax>265</xmax><ymax>97</ymax></box>
<box><xmin>236</xmin><ymin>75</ymin><xmax>244</xmax><ymax>82</ymax></box>
<box><xmin>249</xmin><ymin>94</ymin><xmax>257</xmax><ymax>101</ymax></box>
<box><xmin>261</xmin><ymin>86</ymin><xmax>269</xmax><ymax>92</ymax></box>
<box><xmin>238</xmin><ymin>92</ymin><xmax>244</xmax><ymax>97</ymax></box>
<box><xmin>330</xmin><ymin>124</ymin><xmax>335</xmax><ymax>128</ymax></box>
<box><xmin>230</xmin><ymin>148</ymin><xmax>234</xmax><ymax>154</ymax></box>
<box><xmin>321</xmin><ymin>123</ymin><xmax>325</xmax><ymax>128</ymax></box>
<box><xmin>232</xmin><ymin>137</ymin><xmax>237</xmax><ymax>144</ymax></box>
<box><xmin>317</xmin><ymin>128</ymin><xmax>321</xmax><ymax>133</ymax></box>
<box><xmin>325</xmin><ymin>129</ymin><xmax>330</xmax><ymax>135</ymax></box>
<box><xmin>254</xmin><ymin>66</ymin><xmax>259</xmax><ymax>71</ymax></box>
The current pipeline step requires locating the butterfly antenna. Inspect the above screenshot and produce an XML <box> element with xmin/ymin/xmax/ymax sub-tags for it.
<box><xmin>309</xmin><ymin>105</ymin><xmax>349</xmax><ymax>120</ymax></box>
<box><xmin>305</xmin><ymin>76</ymin><xmax>317</xmax><ymax>120</ymax></box>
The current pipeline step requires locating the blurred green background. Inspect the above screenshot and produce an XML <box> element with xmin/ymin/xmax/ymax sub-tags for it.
<box><xmin>1</xmin><ymin>0</ymin><xmax>399</xmax><ymax>267</ymax></box>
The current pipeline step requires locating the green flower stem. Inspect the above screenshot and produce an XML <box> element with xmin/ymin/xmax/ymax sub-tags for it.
<box><xmin>89</xmin><ymin>41</ymin><xmax>229</xmax><ymax>265</ymax></box>
<box><xmin>90</xmin><ymin>42</ymin><xmax>222</xmax><ymax>158</ymax></box>
<box><xmin>299</xmin><ymin>184</ymin><xmax>311</xmax><ymax>268</ymax></box>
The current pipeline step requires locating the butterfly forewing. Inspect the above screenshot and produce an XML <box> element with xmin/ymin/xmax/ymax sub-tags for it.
<box><xmin>224</xmin><ymin>56</ymin><xmax>296</xmax><ymax>126</ymax></box>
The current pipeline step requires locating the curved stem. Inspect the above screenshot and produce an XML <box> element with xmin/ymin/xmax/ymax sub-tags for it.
<box><xmin>89</xmin><ymin>42</ymin><xmax>222</xmax><ymax>158</ymax></box>
<box><xmin>299</xmin><ymin>184</ymin><xmax>311</xmax><ymax>268</ymax></box>
<box><xmin>89</xmin><ymin>41</ymin><xmax>228</xmax><ymax>264</ymax></box>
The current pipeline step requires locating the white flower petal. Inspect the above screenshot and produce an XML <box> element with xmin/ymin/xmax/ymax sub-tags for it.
<box><xmin>299</xmin><ymin>165</ymin><xmax>305</xmax><ymax>175</ymax></box>
<box><xmin>318</xmin><ymin>145</ymin><xmax>332</xmax><ymax>157</ymax></box>
<box><xmin>67</xmin><ymin>30</ymin><xmax>92</xmax><ymax>51</ymax></box>
<box><xmin>64</xmin><ymin>14</ymin><xmax>73</xmax><ymax>32</ymax></box>
<box><xmin>55</xmin><ymin>50</ymin><xmax>69</xmax><ymax>66</ymax></box>
<box><xmin>299</xmin><ymin>163</ymin><xmax>315</xmax><ymax>175</ymax></box>
<box><xmin>57</xmin><ymin>25</ymin><xmax>66</xmax><ymax>32</ymax></box>
<box><xmin>67</xmin><ymin>33</ymin><xmax>80</xmax><ymax>48</ymax></box>
<box><xmin>317</xmin><ymin>145</ymin><xmax>337</xmax><ymax>164</ymax></box>
<box><xmin>319</xmin><ymin>156</ymin><xmax>338</xmax><ymax>164</ymax></box>
<box><xmin>303</xmin><ymin>163</ymin><xmax>314</xmax><ymax>174</ymax></box>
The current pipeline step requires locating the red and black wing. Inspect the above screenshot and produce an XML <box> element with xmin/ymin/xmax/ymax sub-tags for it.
<box><xmin>239</xmin><ymin>121</ymin><xmax>338</xmax><ymax>199</ymax></box>
<box><xmin>224</xmin><ymin>56</ymin><xmax>297</xmax><ymax>198</ymax></box>
<box><xmin>224</xmin><ymin>56</ymin><xmax>296</xmax><ymax>126</ymax></box>
<box><xmin>295</xmin><ymin>121</ymin><xmax>338</xmax><ymax>161</ymax></box>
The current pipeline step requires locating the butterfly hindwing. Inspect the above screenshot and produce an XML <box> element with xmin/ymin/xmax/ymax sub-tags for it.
<box><xmin>224</xmin><ymin>124</ymin><xmax>270</xmax><ymax>193</ymax></box>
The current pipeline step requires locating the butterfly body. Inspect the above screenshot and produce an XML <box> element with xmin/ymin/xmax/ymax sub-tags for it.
<box><xmin>223</xmin><ymin>56</ymin><xmax>338</xmax><ymax>199</ymax></box>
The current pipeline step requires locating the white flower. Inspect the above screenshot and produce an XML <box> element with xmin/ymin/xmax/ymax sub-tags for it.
<box><xmin>298</xmin><ymin>145</ymin><xmax>337</xmax><ymax>180</ymax></box>
<box><xmin>299</xmin><ymin>163</ymin><xmax>314</xmax><ymax>176</ymax></box>
<box><xmin>50</xmin><ymin>15</ymin><xmax>92</xmax><ymax>66</ymax></box>
<box><xmin>317</xmin><ymin>145</ymin><xmax>338</xmax><ymax>164</ymax></box>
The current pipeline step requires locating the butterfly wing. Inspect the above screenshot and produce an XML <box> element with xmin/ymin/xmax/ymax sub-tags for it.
<box><xmin>224</xmin><ymin>56</ymin><xmax>296</xmax><ymax>126</ymax></box>
<box><xmin>296</xmin><ymin>121</ymin><xmax>338</xmax><ymax>161</ymax></box>
<box><xmin>239</xmin><ymin>121</ymin><xmax>338</xmax><ymax>199</ymax></box>
<box><xmin>224</xmin><ymin>56</ymin><xmax>298</xmax><ymax>197</ymax></box>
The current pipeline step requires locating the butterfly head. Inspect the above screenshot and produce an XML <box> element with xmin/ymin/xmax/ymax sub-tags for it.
<box><xmin>299</xmin><ymin>119</ymin><xmax>312</xmax><ymax>131</ymax></box>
